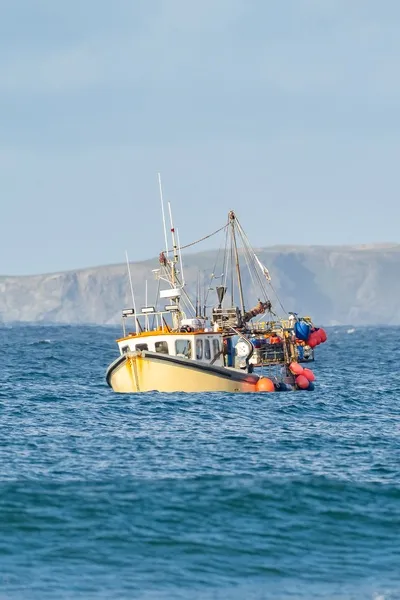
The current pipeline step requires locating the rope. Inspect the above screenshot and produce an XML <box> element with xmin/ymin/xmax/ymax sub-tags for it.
<box><xmin>204</xmin><ymin>225</ymin><xmax>228</xmax><ymax>306</ymax></box>
<box><xmin>269</xmin><ymin>281</ymin><xmax>287</xmax><ymax>315</ymax></box>
<box><xmin>163</xmin><ymin>224</ymin><xmax>228</xmax><ymax>254</ymax></box>
<box><xmin>235</xmin><ymin>216</ymin><xmax>287</xmax><ymax>315</ymax></box>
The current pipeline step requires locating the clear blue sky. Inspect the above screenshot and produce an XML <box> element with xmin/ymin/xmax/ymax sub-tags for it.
<box><xmin>1</xmin><ymin>0</ymin><xmax>399</xmax><ymax>275</ymax></box>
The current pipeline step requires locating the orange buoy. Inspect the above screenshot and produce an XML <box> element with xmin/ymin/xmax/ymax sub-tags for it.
<box><xmin>256</xmin><ymin>377</ymin><xmax>275</xmax><ymax>392</ymax></box>
<box><xmin>296</xmin><ymin>374</ymin><xmax>310</xmax><ymax>389</ymax></box>
<box><xmin>303</xmin><ymin>368</ymin><xmax>315</xmax><ymax>382</ymax></box>
<box><xmin>289</xmin><ymin>361</ymin><xmax>304</xmax><ymax>376</ymax></box>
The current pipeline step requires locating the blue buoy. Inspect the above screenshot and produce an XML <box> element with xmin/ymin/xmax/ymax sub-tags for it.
<box><xmin>294</xmin><ymin>320</ymin><xmax>311</xmax><ymax>341</ymax></box>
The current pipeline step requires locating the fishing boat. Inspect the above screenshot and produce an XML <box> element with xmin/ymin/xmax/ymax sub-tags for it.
<box><xmin>106</xmin><ymin>183</ymin><xmax>324</xmax><ymax>394</ymax></box>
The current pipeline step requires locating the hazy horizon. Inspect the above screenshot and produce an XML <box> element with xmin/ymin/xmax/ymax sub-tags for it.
<box><xmin>1</xmin><ymin>0</ymin><xmax>400</xmax><ymax>275</ymax></box>
<box><xmin>2</xmin><ymin>239</ymin><xmax>400</xmax><ymax>279</ymax></box>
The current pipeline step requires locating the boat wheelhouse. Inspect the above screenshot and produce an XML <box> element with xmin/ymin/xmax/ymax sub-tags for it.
<box><xmin>117</xmin><ymin>310</ymin><xmax>224</xmax><ymax>367</ymax></box>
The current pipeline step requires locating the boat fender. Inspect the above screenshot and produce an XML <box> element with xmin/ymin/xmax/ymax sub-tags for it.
<box><xmin>302</xmin><ymin>368</ymin><xmax>315</xmax><ymax>382</ymax></box>
<box><xmin>255</xmin><ymin>377</ymin><xmax>275</xmax><ymax>392</ymax></box>
<box><xmin>295</xmin><ymin>374</ymin><xmax>310</xmax><ymax>390</ymax></box>
<box><xmin>274</xmin><ymin>381</ymin><xmax>288</xmax><ymax>392</ymax></box>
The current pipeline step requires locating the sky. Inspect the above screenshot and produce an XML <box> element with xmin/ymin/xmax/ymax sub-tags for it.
<box><xmin>1</xmin><ymin>0</ymin><xmax>400</xmax><ymax>275</ymax></box>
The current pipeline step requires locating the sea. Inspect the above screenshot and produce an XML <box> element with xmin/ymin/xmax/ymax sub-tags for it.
<box><xmin>0</xmin><ymin>324</ymin><xmax>399</xmax><ymax>600</ymax></box>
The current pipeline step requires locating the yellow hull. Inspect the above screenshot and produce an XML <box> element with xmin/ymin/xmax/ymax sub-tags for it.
<box><xmin>106</xmin><ymin>351</ymin><xmax>260</xmax><ymax>393</ymax></box>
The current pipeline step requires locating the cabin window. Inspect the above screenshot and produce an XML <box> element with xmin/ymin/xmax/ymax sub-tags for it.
<box><xmin>196</xmin><ymin>339</ymin><xmax>203</xmax><ymax>359</ymax></box>
<box><xmin>121</xmin><ymin>345</ymin><xmax>129</xmax><ymax>354</ymax></box>
<box><xmin>175</xmin><ymin>339</ymin><xmax>192</xmax><ymax>359</ymax></box>
<box><xmin>213</xmin><ymin>339</ymin><xmax>220</xmax><ymax>358</ymax></box>
<box><xmin>155</xmin><ymin>341</ymin><xmax>169</xmax><ymax>354</ymax></box>
<box><xmin>135</xmin><ymin>343</ymin><xmax>148</xmax><ymax>351</ymax></box>
<box><xmin>204</xmin><ymin>339</ymin><xmax>211</xmax><ymax>360</ymax></box>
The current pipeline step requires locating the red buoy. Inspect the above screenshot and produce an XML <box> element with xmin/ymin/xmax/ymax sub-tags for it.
<box><xmin>307</xmin><ymin>332</ymin><xmax>318</xmax><ymax>348</ymax></box>
<box><xmin>307</xmin><ymin>331</ymin><xmax>321</xmax><ymax>348</ymax></box>
<box><xmin>296</xmin><ymin>374</ymin><xmax>310</xmax><ymax>389</ymax></box>
<box><xmin>255</xmin><ymin>377</ymin><xmax>275</xmax><ymax>392</ymax></box>
<box><xmin>303</xmin><ymin>368</ymin><xmax>315</xmax><ymax>382</ymax></box>
<box><xmin>289</xmin><ymin>361</ymin><xmax>304</xmax><ymax>375</ymax></box>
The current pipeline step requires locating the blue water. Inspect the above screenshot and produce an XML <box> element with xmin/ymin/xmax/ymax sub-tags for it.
<box><xmin>0</xmin><ymin>324</ymin><xmax>399</xmax><ymax>599</ymax></box>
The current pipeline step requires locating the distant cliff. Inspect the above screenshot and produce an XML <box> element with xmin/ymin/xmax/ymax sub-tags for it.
<box><xmin>1</xmin><ymin>244</ymin><xmax>399</xmax><ymax>325</ymax></box>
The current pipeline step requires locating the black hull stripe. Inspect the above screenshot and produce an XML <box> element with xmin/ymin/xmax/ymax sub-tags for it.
<box><xmin>105</xmin><ymin>351</ymin><xmax>259</xmax><ymax>387</ymax></box>
<box><xmin>105</xmin><ymin>354</ymin><xmax>126</xmax><ymax>387</ymax></box>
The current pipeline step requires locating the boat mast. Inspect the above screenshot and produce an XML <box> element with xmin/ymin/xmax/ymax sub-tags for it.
<box><xmin>145</xmin><ymin>279</ymin><xmax>149</xmax><ymax>331</ymax></box>
<box><xmin>177</xmin><ymin>228</ymin><xmax>185</xmax><ymax>287</ymax></box>
<box><xmin>195</xmin><ymin>271</ymin><xmax>200</xmax><ymax>317</ymax></box>
<box><xmin>158</xmin><ymin>173</ymin><xmax>169</xmax><ymax>258</ymax></box>
<box><xmin>156</xmin><ymin>174</ymin><xmax>184</xmax><ymax>328</ymax></box>
<box><xmin>229</xmin><ymin>210</ymin><xmax>245</xmax><ymax>316</ymax></box>
<box><xmin>230</xmin><ymin>233</ymin><xmax>234</xmax><ymax>307</ymax></box>
<box><xmin>166</xmin><ymin>200</ymin><xmax>183</xmax><ymax>329</ymax></box>
<box><xmin>125</xmin><ymin>250</ymin><xmax>139</xmax><ymax>333</ymax></box>
<box><xmin>168</xmin><ymin>201</ymin><xmax>179</xmax><ymax>287</ymax></box>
